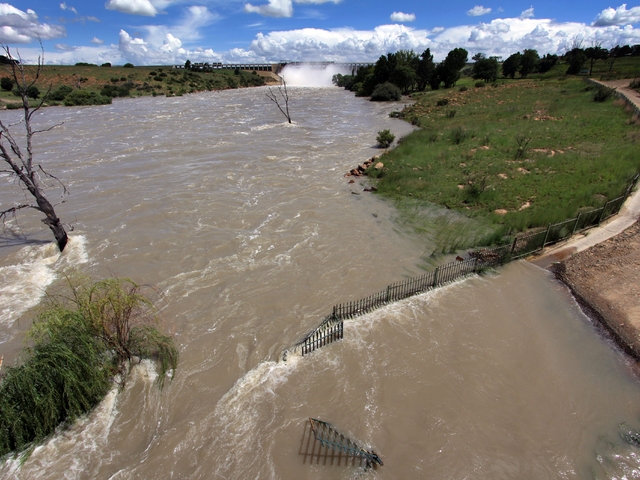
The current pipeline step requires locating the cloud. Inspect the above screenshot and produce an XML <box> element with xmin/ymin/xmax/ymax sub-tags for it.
<box><xmin>105</xmin><ymin>0</ymin><xmax>159</xmax><ymax>17</ymax></box>
<box><xmin>593</xmin><ymin>4</ymin><xmax>640</xmax><ymax>26</ymax></box>
<box><xmin>60</xmin><ymin>2</ymin><xmax>77</xmax><ymax>14</ymax></box>
<box><xmin>54</xmin><ymin>43</ymin><xmax>77</xmax><ymax>51</ymax></box>
<box><xmin>244</xmin><ymin>0</ymin><xmax>340</xmax><ymax>18</ymax></box>
<box><xmin>467</xmin><ymin>6</ymin><xmax>491</xmax><ymax>17</ymax></box>
<box><xmin>390</xmin><ymin>12</ymin><xmax>415</xmax><ymax>23</ymax></box>
<box><xmin>520</xmin><ymin>7</ymin><xmax>534</xmax><ymax>19</ymax></box>
<box><xmin>118</xmin><ymin>29</ymin><xmax>223</xmax><ymax>65</ymax></box>
<box><xmin>0</xmin><ymin>4</ymin><xmax>66</xmax><ymax>43</ymax></box>
<box><xmin>91</xmin><ymin>37</ymin><xmax>104</xmax><ymax>44</ymax></box>
<box><xmin>244</xmin><ymin>0</ymin><xmax>293</xmax><ymax>17</ymax></box>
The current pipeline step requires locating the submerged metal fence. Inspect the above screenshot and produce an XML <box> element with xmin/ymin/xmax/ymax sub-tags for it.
<box><xmin>285</xmin><ymin>173</ymin><xmax>639</xmax><ymax>359</ymax></box>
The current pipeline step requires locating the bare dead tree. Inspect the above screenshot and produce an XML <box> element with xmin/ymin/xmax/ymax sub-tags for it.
<box><xmin>0</xmin><ymin>44</ymin><xmax>69</xmax><ymax>252</ymax></box>
<box><xmin>266</xmin><ymin>78</ymin><xmax>292</xmax><ymax>123</ymax></box>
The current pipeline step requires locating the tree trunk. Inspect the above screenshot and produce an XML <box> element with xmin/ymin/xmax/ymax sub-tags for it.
<box><xmin>35</xmin><ymin>191</ymin><xmax>68</xmax><ymax>252</ymax></box>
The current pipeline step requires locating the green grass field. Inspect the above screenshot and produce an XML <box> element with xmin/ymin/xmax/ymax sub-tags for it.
<box><xmin>375</xmin><ymin>76</ymin><xmax>640</xmax><ymax>252</ymax></box>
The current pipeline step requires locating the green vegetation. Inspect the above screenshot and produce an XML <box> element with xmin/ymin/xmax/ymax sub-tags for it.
<box><xmin>0</xmin><ymin>277</ymin><xmax>178</xmax><ymax>457</ymax></box>
<box><xmin>370</xmin><ymin>82</ymin><xmax>401</xmax><ymax>101</ymax></box>
<box><xmin>376</xmin><ymin>129</ymin><xmax>395</xmax><ymax>148</ymax></box>
<box><xmin>0</xmin><ymin>63</ymin><xmax>268</xmax><ymax>109</ymax></box>
<box><xmin>370</xmin><ymin>77</ymin><xmax>640</xmax><ymax>251</ymax></box>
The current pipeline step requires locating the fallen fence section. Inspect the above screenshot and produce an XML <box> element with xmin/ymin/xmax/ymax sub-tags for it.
<box><xmin>283</xmin><ymin>173</ymin><xmax>639</xmax><ymax>360</ymax></box>
<box><xmin>309</xmin><ymin>418</ymin><xmax>383</xmax><ymax>469</ymax></box>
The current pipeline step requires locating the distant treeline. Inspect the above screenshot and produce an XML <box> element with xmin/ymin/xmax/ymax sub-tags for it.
<box><xmin>333</xmin><ymin>43</ymin><xmax>640</xmax><ymax>100</ymax></box>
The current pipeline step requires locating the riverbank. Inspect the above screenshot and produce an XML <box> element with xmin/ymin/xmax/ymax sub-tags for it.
<box><xmin>364</xmin><ymin>76</ymin><xmax>640</xmax><ymax>252</ymax></box>
<box><xmin>552</xmin><ymin>220</ymin><xmax>640</xmax><ymax>359</ymax></box>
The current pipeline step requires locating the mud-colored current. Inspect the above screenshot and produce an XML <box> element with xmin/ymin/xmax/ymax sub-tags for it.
<box><xmin>1</xmin><ymin>86</ymin><xmax>639</xmax><ymax>479</ymax></box>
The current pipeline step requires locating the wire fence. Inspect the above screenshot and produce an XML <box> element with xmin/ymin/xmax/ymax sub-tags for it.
<box><xmin>284</xmin><ymin>173</ymin><xmax>639</xmax><ymax>359</ymax></box>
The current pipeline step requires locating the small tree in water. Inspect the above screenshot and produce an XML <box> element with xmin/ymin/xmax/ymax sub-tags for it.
<box><xmin>0</xmin><ymin>44</ymin><xmax>70</xmax><ymax>251</ymax></box>
<box><xmin>266</xmin><ymin>78</ymin><xmax>292</xmax><ymax>123</ymax></box>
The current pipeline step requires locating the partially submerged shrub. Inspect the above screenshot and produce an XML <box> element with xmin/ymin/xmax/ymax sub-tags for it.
<box><xmin>376</xmin><ymin>129</ymin><xmax>395</xmax><ymax>148</ymax></box>
<box><xmin>0</xmin><ymin>277</ymin><xmax>178</xmax><ymax>456</ymax></box>
<box><xmin>370</xmin><ymin>82</ymin><xmax>401</xmax><ymax>101</ymax></box>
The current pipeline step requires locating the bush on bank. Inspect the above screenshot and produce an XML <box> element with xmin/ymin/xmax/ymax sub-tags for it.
<box><xmin>0</xmin><ymin>277</ymin><xmax>178</xmax><ymax>457</ymax></box>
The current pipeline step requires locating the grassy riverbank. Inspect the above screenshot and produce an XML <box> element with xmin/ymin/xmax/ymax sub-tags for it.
<box><xmin>0</xmin><ymin>64</ymin><xmax>269</xmax><ymax>108</ymax></box>
<box><xmin>373</xmin><ymin>76</ymin><xmax>640</xmax><ymax>251</ymax></box>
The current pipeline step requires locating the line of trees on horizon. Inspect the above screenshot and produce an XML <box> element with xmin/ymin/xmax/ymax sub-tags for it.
<box><xmin>333</xmin><ymin>43</ymin><xmax>640</xmax><ymax>100</ymax></box>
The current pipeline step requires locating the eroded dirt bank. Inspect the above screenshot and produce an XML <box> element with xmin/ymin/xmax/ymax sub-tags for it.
<box><xmin>553</xmin><ymin>220</ymin><xmax>640</xmax><ymax>359</ymax></box>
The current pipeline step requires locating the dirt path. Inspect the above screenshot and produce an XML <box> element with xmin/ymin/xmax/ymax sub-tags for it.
<box><xmin>531</xmin><ymin>78</ymin><xmax>640</xmax><ymax>359</ymax></box>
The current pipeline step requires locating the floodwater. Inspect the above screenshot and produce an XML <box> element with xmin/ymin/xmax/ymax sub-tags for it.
<box><xmin>1</xmin><ymin>85</ymin><xmax>640</xmax><ymax>479</ymax></box>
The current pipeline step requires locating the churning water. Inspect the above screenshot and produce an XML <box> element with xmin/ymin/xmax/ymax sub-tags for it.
<box><xmin>1</xmin><ymin>85</ymin><xmax>640</xmax><ymax>479</ymax></box>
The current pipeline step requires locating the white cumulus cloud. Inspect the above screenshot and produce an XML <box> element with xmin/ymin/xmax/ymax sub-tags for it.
<box><xmin>0</xmin><ymin>3</ymin><xmax>66</xmax><ymax>43</ymax></box>
<box><xmin>91</xmin><ymin>37</ymin><xmax>104</xmax><ymax>44</ymax></box>
<box><xmin>244</xmin><ymin>0</ymin><xmax>340</xmax><ymax>18</ymax></box>
<box><xmin>244</xmin><ymin>0</ymin><xmax>293</xmax><ymax>17</ymax></box>
<box><xmin>520</xmin><ymin>7</ymin><xmax>534</xmax><ymax>19</ymax></box>
<box><xmin>390</xmin><ymin>12</ymin><xmax>415</xmax><ymax>22</ymax></box>
<box><xmin>105</xmin><ymin>0</ymin><xmax>159</xmax><ymax>17</ymax></box>
<box><xmin>60</xmin><ymin>2</ymin><xmax>77</xmax><ymax>14</ymax></box>
<box><xmin>593</xmin><ymin>4</ymin><xmax>640</xmax><ymax>26</ymax></box>
<box><xmin>467</xmin><ymin>5</ymin><xmax>491</xmax><ymax>17</ymax></box>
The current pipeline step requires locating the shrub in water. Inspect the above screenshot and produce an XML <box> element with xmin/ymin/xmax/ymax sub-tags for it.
<box><xmin>376</xmin><ymin>129</ymin><xmax>395</xmax><ymax>148</ymax></box>
<box><xmin>0</xmin><ymin>277</ymin><xmax>179</xmax><ymax>456</ymax></box>
<box><xmin>370</xmin><ymin>82</ymin><xmax>401</xmax><ymax>102</ymax></box>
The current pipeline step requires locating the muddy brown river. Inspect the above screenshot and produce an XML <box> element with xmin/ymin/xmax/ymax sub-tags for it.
<box><xmin>1</xmin><ymin>85</ymin><xmax>640</xmax><ymax>479</ymax></box>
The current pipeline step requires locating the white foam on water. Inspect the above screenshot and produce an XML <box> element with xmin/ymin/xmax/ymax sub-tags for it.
<box><xmin>0</xmin><ymin>360</ymin><xmax>158</xmax><ymax>480</ymax></box>
<box><xmin>0</xmin><ymin>235</ymin><xmax>88</xmax><ymax>332</ymax></box>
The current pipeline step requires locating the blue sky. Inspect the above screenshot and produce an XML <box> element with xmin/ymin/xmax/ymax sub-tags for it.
<box><xmin>1</xmin><ymin>1</ymin><xmax>640</xmax><ymax>65</ymax></box>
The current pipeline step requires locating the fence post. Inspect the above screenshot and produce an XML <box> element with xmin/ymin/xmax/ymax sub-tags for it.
<box><xmin>572</xmin><ymin>212</ymin><xmax>581</xmax><ymax>236</ymax></box>
<box><xmin>542</xmin><ymin>223</ymin><xmax>551</xmax><ymax>249</ymax></box>
<box><xmin>597</xmin><ymin>203</ymin><xmax>608</xmax><ymax>225</ymax></box>
<box><xmin>433</xmin><ymin>267</ymin><xmax>439</xmax><ymax>287</ymax></box>
<box><xmin>510</xmin><ymin>237</ymin><xmax>517</xmax><ymax>255</ymax></box>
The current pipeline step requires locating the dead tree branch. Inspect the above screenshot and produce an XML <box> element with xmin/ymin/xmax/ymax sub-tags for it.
<box><xmin>0</xmin><ymin>42</ymin><xmax>69</xmax><ymax>251</ymax></box>
<box><xmin>266</xmin><ymin>78</ymin><xmax>292</xmax><ymax>124</ymax></box>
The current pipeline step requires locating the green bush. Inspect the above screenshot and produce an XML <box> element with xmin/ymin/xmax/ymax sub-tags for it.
<box><xmin>436</xmin><ymin>98</ymin><xmax>449</xmax><ymax>106</ymax></box>
<box><xmin>5</xmin><ymin>102</ymin><xmax>21</xmax><ymax>110</ymax></box>
<box><xmin>475</xmin><ymin>81</ymin><xmax>485</xmax><ymax>88</ymax></box>
<box><xmin>101</xmin><ymin>84</ymin><xmax>131</xmax><ymax>98</ymax></box>
<box><xmin>123</xmin><ymin>63</ymin><xmax>134</xmax><ymax>68</ymax></box>
<box><xmin>49</xmin><ymin>85</ymin><xmax>73</xmax><ymax>101</ymax></box>
<box><xmin>101</xmin><ymin>63</ymin><xmax>111</xmax><ymax>67</ymax></box>
<box><xmin>370</xmin><ymin>82</ymin><xmax>402</xmax><ymax>101</ymax></box>
<box><xmin>0</xmin><ymin>76</ymin><xmax>13</xmax><ymax>91</ymax></box>
<box><xmin>376</xmin><ymin>129</ymin><xmax>395</xmax><ymax>148</ymax></box>
<box><xmin>594</xmin><ymin>87</ymin><xmax>614</xmax><ymax>102</ymax></box>
<box><xmin>459</xmin><ymin>86</ymin><xmax>468</xmax><ymax>92</ymax></box>
<box><xmin>0</xmin><ymin>277</ymin><xmax>179</xmax><ymax>456</ymax></box>
<box><xmin>63</xmin><ymin>90</ymin><xmax>112</xmax><ymax>106</ymax></box>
